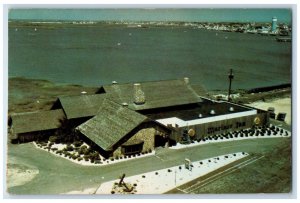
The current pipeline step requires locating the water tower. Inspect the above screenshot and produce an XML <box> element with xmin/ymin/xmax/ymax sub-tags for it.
<box><xmin>272</xmin><ymin>17</ymin><xmax>277</xmax><ymax>32</ymax></box>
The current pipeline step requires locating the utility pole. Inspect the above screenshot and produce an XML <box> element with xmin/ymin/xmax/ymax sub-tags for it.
<box><xmin>228</xmin><ymin>69</ymin><xmax>234</xmax><ymax>101</ymax></box>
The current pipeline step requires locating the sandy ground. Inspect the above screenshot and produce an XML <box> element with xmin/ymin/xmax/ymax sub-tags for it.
<box><xmin>96</xmin><ymin>152</ymin><xmax>248</xmax><ymax>194</ymax></box>
<box><xmin>247</xmin><ymin>97</ymin><xmax>291</xmax><ymax>125</ymax></box>
<box><xmin>6</xmin><ymin>156</ymin><xmax>39</xmax><ymax>188</ymax></box>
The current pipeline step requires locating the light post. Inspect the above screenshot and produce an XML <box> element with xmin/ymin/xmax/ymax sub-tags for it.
<box><xmin>228</xmin><ymin>69</ymin><xmax>234</xmax><ymax>101</ymax></box>
<box><xmin>175</xmin><ymin>168</ymin><xmax>177</xmax><ymax>186</ymax></box>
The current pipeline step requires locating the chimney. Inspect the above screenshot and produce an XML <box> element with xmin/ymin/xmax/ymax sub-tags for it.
<box><xmin>183</xmin><ymin>77</ymin><xmax>189</xmax><ymax>84</ymax></box>
<box><xmin>133</xmin><ymin>83</ymin><xmax>145</xmax><ymax>105</ymax></box>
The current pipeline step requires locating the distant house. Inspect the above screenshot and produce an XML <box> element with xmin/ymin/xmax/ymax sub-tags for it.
<box><xmin>8</xmin><ymin>77</ymin><xmax>269</xmax><ymax>158</ymax></box>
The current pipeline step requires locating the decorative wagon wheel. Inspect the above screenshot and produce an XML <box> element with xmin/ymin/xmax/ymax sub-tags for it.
<box><xmin>254</xmin><ymin>117</ymin><xmax>261</xmax><ymax>125</ymax></box>
<box><xmin>188</xmin><ymin>128</ymin><xmax>195</xmax><ymax>137</ymax></box>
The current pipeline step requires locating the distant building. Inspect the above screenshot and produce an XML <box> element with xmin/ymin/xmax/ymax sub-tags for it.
<box><xmin>8</xmin><ymin>78</ymin><xmax>269</xmax><ymax>158</ymax></box>
<box><xmin>272</xmin><ymin>16</ymin><xmax>278</xmax><ymax>33</ymax></box>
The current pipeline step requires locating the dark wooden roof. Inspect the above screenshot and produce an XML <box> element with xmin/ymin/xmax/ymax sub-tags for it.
<box><xmin>76</xmin><ymin>99</ymin><xmax>148</xmax><ymax>151</ymax></box>
<box><xmin>51</xmin><ymin>94</ymin><xmax>106</xmax><ymax>119</ymax></box>
<box><xmin>102</xmin><ymin>79</ymin><xmax>202</xmax><ymax>111</ymax></box>
<box><xmin>9</xmin><ymin>109</ymin><xmax>65</xmax><ymax>134</ymax></box>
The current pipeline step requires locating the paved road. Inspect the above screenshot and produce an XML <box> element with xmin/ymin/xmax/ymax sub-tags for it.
<box><xmin>6</xmin><ymin>137</ymin><xmax>289</xmax><ymax>195</ymax></box>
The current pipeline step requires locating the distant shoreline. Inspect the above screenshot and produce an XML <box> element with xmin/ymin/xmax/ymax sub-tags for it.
<box><xmin>8</xmin><ymin>76</ymin><xmax>291</xmax><ymax>93</ymax></box>
<box><xmin>8</xmin><ymin>19</ymin><xmax>291</xmax><ymax>36</ymax></box>
<box><xmin>8</xmin><ymin>77</ymin><xmax>291</xmax><ymax>115</ymax></box>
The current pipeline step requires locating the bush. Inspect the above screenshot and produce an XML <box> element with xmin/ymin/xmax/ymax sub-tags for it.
<box><xmin>83</xmin><ymin>148</ymin><xmax>91</xmax><ymax>155</ymax></box>
<box><xmin>73</xmin><ymin>141</ymin><xmax>82</xmax><ymax>147</ymax></box>
<box><xmin>65</xmin><ymin>145</ymin><xmax>74</xmax><ymax>151</ymax></box>
<box><xmin>51</xmin><ymin>147</ymin><xmax>58</xmax><ymax>151</ymax></box>
<box><xmin>95</xmin><ymin>160</ymin><xmax>102</xmax><ymax>164</ymax></box>
<box><xmin>49</xmin><ymin>136</ymin><xmax>59</xmax><ymax>143</ymax></box>
<box><xmin>168</xmin><ymin>169</ymin><xmax>172</xmax><ymax>172</ymax></box>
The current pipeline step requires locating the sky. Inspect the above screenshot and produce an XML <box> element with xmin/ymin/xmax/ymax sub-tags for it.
<box><xmin>8</xmin><ymin>8</ymin><xmax>292</xmax><ymax>23</ymax></box>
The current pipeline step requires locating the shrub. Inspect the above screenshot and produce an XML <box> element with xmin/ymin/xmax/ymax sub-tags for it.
<box><xmin>155</xmin><ymin>172</ymin><xmax>159</xmax><ymax>175</ymax></box>
<box><xmin>51</xmin><ymin>147</ymin><xmax>58</xmax><ymax>151</ymax></box>
<box><xmin>73</xmin><ymin>141</ymin><xmax>82</xmax><ymax>147</ymax></box>
<box><xmin>111</xmin><ymin>191</ymin><xmax>115</xmax><ymax>194</ymax></box>
<box><xmin>142</xmin><ymin>175</ymin><xmax>146</xmax><ymax>178</ymax></box>
<box><xmin>65</xmin><ymin>145</ymin><xmax>74</xmax><ymax>151</ymax></box>
<box><xmin>83</xmin><ymin>148</ymin><xmax>91</xmax><ymax>155</ymax></box>
<box><xmin>95</xmin><ymin>160</ymin><xmax>101</xmax><ymax>164</ymax></box>
<box><xmin>168</xmin><ymin>169</ymin><xmax>172</xmax><ymax>172</ymax></box>
<box><xmin>179</xmin><ymin>166</ymin><xmax>182</xmax><ymax>170</ymax></box>
<box><xmin>49</xmin><ymin>136</ymin><xmax>59</xmax><ymax>143</ymax></box>
<box><xmin>80</xmin><ymin>145</ymin><xmax>88</xmax><ymax>150</ymax></box>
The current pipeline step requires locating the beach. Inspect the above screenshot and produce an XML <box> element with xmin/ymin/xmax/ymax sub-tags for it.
<box><xmin>248</xmin><ymin>97</ymin><xmax>291</xmax><ymax>125</ymax></box>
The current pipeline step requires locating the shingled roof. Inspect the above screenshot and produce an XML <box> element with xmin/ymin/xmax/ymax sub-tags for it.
<box><xmin>102</xmin><ymin>79</ymin><xmax>202</xmax><ymax>111</ymax></box>
<box><xmin>51</xmin><ymin>94</ymin><xmax>106</xmax><ymax>119</ymax></box>
<box><xmin>76</xmin><ymin>99</ymin><xmax>148</xmax><ymax>151</ymax></box>
<box><xmin>9</xmin><ymin>109</ymin><xmax>65</xmax><ymax>134</ymax></box>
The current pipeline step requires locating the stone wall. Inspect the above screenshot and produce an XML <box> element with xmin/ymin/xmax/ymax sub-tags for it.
<box><xmin>112</xmin><ymin>127</ymin><xmax>157</xmax><ymax>157</ymax></box>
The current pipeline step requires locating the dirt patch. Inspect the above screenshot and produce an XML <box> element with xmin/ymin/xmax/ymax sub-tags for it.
<box><xmin>248</xmin><ymin>97</ymin><xmax>291</xmax><ymax>125</ymax></box>
<box><xmin>6</xmin><ymin>162</ymin><xmax>39</xmax><ymax>188</ymax></box>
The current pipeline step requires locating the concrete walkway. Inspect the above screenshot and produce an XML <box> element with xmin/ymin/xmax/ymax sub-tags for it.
<box><xmin>96</xmin><ymin>152</ymin><xmax>248</xmax><ymax>194</ymax></box>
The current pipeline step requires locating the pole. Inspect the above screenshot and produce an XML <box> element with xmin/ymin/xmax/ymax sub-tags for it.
<box><xmin>175</xmin><ymin>169</ymin><xmax>176</xmax><ymax>186</ymax></box>
<box><xmin>228</xmin><ymin>69</ymin><xmax>234</xmax><ymax>101</ymax></box>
